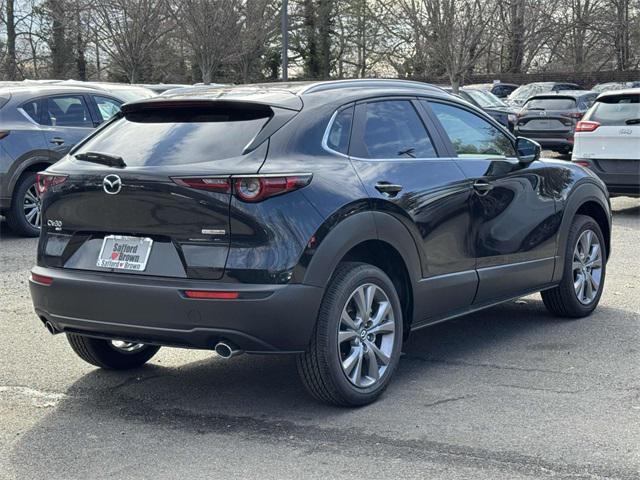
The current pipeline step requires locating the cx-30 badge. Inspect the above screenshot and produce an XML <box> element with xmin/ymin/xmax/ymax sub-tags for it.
<box><xmin>103</xmin><ymin>174</ymin><xmax>122</xmax><ymax>195</ymax></box>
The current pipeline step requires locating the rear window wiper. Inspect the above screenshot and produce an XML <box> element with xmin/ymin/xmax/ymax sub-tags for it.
<box><xmin>398</xmin><ymin>147</ymin><xmax>416</xmax><ymax>158</ymax></box>
<box><xmin>75</xmin><ymin>151</ymin><xmax>126</xmax><ymax>168</ymax></box>
<box><xmin>625</xmin><ymin>118</ymin><xmax>640</xmax><ymax>125</ymax></box>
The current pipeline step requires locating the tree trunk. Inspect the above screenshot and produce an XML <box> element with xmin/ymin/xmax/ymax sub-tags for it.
<box><xmin>49</xmin><ymin>0</ymin><xmax>68</xmax><ymax>78</ymax></box>
<box><xmin>5</xmin><ymin>0</ymin><xmax>17</xmax><ymax>80</ymax></box>
<box><xmin>76</xmin><ymin>12</ymin><xmax>87</xmax><ymax>81</ymax></box>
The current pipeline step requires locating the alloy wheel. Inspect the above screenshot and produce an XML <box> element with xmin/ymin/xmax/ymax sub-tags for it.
<box><xmin>338</xmin><ymin>283</ymin><xmax>395</xmax><ymax>388</ymax></box>
<box><xmin>23</xmin><ymin>183</ymin><xmax>41</xmax><ymax>229</ymax></box>
<box><xmin>572</xmin><ymin>229</ymin><xmax>602</xmax><ymax>305</ymax></box>
<box><xmin>110</xmin><ymin>340</ymin><xmax>146</xmax><ymax>353</ymax></box>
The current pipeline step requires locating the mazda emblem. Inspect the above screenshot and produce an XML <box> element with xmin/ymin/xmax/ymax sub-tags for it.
<box><xmin>103</xmin><ymin>174</ymin><xmax>122</xmax><ymax>195</ymax></box>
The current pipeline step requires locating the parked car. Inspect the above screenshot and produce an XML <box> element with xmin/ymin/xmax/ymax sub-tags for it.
<box><xmin>572</xmin><ymin>88</ymin><xmax>639</xmax><ymax>197</ymax></box>
<box><xmin>514</xmin><ymin>90</ymin><xmax>598</xmax><ymax>154</ymax></box>
<box><xmin>591</xmin><ymin>81</ymin><xmax>640</xmax><ymax>93</ymax></box>
<box><xmin>445</xmin><ymin>87</ymin><xmax>518</xmax><ymax>131</ymax></box>
<box><xmin>506</xmin><ymin>82</ymin><xmax>584</xmax><ymax>108</ymax></box>
<box><xmin>0</xmin><ymin>85</ymin><xmax>135</xmax><ymax>236</ymax></box>
<box><xmin>466</xmin><ymin>82</ymin><xmax>520</xmax><ymax>98</ymax></box>
<box><xmin>57</xmin><ymin>80</ymin><xmax>156</xmax><ymax>102</ymax></box>
<box><xmin>30</xmin><ymin>80</ymin><xmax>611</xmax><ymax>406</ymax></box>
<box><xmin>160</xmin><ymin>84</ymin><xmax>228</xmax><ymax>96</ymax></box>
<box><xmin>140</xmin><ymin>83</ymin><xmax>191</xmax><ymax>94</ymax></box>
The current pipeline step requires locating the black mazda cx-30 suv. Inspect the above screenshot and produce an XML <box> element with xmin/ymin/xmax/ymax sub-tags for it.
<box><xmin>30</xmin><ymin>80</ymin><xmax>611</xmax><ymax>406</ymax></box>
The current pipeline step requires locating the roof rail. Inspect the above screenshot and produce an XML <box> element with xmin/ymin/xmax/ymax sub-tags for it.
<box><xmin>300</xmin><ymin>79</ymin><xmax>447</xmax><ymax>95</ymax></box>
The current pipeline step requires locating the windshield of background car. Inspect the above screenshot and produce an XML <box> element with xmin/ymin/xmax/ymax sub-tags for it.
<box><xmin>113</xmin><ymin>88</ymin><xmax>156</xmax><ymax>102</ymax></box>
<box><xmin>585</xmin><ymin>94</ymin><xmax>640</xmax><ymax>126</ymax></box>
<box><xmin>465</xmin><ymin>89</ymin><xmax>507</xmax><ymax>108</ymax></box>
<box><xmin>524</xmin><ymin>97</ymin><xmax>577</xmax><ymax>110</ymax></box>
<box><xmin>510</xmin><ymin>84</ymin><xmax>547</xmax><ymax>101</ymax></box>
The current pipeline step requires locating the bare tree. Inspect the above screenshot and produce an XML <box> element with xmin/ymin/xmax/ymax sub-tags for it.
<box><xmin>94</xmin><ymin>0</ymin><xmax>172</xmax><ymax>82</ymax></box>
<box><xmin>169</xmin><ymin>0</ymin><xmax>241</xmax><ymax>84</ymax></box>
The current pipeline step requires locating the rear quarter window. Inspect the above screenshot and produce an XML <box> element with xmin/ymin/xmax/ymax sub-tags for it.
<box><xmin>74</xmin><ymin>106</ymin><xmax>271</xmax><ymax>166</ymax></box>
<box><xmin>586</xmin><ymin>94</ymin><xmax>640</xmax><ymax>126</ymax></box>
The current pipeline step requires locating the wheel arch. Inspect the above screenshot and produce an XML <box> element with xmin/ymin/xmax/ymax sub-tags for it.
<box><xmin>302</xmin><ymin>211</ymin><xmax>421</xmax><ymax>335</ymax></box>
<box><xmin>553</xmin><ymin>182</ymin><xmax>612</xmax><ymax>283</ymax></box>
<box><xmin>8</xmin><ymin>156</ymin><xmax>53</xmax><ymax>202</ymax></box>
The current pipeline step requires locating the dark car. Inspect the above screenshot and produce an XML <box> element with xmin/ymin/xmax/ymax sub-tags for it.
<box><xmin>0</xmin><ymin>85</ymin><xmax>132</xmax><ymax>236</ymax></box>
<box><xmin>466</xmin><ymin>82</ymin><xmax>519</xmax><ymax>98</ymax></box>
<box><xmin>514</xmin><ymin>90</ymin><xmax>598</xmax><ymax>154</ymax></box>
<box><xmin>30</xmin><ymin>80</ymin><xmax>611</xmax><ymax>406</ymax></box>
<box><xmin>446</xmin><ymin>87</ymin><xmax>518</xmax><ymax>131</ymax></box>
<box><xmin>507</xmin><ymin>82</ymin><xmax>584</xmax><ymax>108</ymax></box>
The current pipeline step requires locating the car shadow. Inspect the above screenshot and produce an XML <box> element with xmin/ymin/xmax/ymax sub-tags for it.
<box><xmin>10</xmin><ymin>297</ymin><xmax>630</xmax><ymax>478</ymax></box>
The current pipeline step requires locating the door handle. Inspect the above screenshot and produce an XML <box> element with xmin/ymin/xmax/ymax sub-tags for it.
<box><xmin>375</xmin><ymin>182</ymin><xmax>403</xmax><ymax>197</ymax></box>
<box><xmin>50</xmin><ymin>137</ymin><xmax>65</xmax><ymax>145</ymax></box>
<box><xmin>472</xmin><ymin>180</ymin><xmax>493</xmax><ymax>195</ymax></box>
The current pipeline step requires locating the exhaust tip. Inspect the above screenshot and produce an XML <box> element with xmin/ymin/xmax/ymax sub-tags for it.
<box><xmin>215</xmin><ymin>341</ymin><xmax>242</xmax><ymax>359</ymax></box>
<box><xmin>44</xmin><ymin>321</ymin><xmax>59</xmax><ymax>335</ymax></box>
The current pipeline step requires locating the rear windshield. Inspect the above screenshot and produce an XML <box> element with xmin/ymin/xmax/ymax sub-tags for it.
<box><xmin>524</xmin><ymin>98</ymin><xmax>576</xmax><ymax>110</ymax></box>
<box><xmin>74</xmin><ymin>106</ymin><xmax>270</xmax><ymax>166</ymax></box>
<box><xmin>586</xmin><ymin>94</ymin><xmax>639</xmax><ymax>126</ymax></box>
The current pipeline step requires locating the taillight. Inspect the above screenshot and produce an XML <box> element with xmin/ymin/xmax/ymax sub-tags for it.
<box><xmin>171</xmin><ymin>177</ymin><xmax>231</xmax><ymax>193</ymax></box>
<box><xmin>234</xmin><ymin>175</ymin><xmax>312</xmax><ymax>202</ymax></box>
<box><xmin>172</xmin><ymin>174</ymin><xmax>312</xmax><ymax>203</ymax></box>
<box><xmin>36</xmin><ymin>173</ymin><xmax>68</xmax><ymax>194</ymax></box>
<box><xmin>575</xmin><ymin>121</ymin><xmax>600</xmax><ymax>132</ymax></box>
<box><xmin>573</xmin><ymin>160</ymin><xmax>590</xmax><ymax>168</ymax></box>
<box><xmin>31</xmin><ymin>272</ymin><xmax>53</xmax><ymax>286</ymax></box>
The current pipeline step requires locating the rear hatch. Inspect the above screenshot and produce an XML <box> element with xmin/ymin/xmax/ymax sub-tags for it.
<box><xmin>516</xmin><ymin>96</ymin><xmax>578</xmax><ymax>136</ymax></box>
<box><xmin>40</xmin><ymin>98</ymin><xmax>297</xmax><ymax>279</ymax></box>
<box><xmin>575</xmin><ymin>92</ymin><xmax>640</xmax><ymax>162</ymax></box>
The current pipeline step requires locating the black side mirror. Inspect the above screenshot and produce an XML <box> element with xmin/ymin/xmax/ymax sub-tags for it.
<box><xmin>515</xmin><ymin>137</ymin><xmax>541</xmax><ymax>164</ymax></box>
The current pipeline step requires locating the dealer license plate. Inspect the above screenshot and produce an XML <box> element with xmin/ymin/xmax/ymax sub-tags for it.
<box><xmin>97</xmin><ymin>235</ymin><xmax>153</xmax><ymax>272</ymax></box>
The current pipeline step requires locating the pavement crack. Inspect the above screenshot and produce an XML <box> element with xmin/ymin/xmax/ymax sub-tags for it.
<box><xmin>423</xmin><ymin>394</ymin><xmax>473</xmax><ymax>407</ymax></box>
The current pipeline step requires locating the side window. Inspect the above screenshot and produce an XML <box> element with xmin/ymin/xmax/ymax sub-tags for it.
<box><xmin>43</xmin><ymin>95</ymin><xmax>92</xmax><ymax>127</ymax></box>
<box><xmin>359</xmin><ymin>100</ymin><xmax>436</xmax><ymax>159</ymax></box>
<box><xmin>21</xmin><ymin>100</ymin><xmax>40</xmax><ymax>123</ymax></box>
<box><xmin>326</xmin><ymin>105</ymin><xmax>353</xmax><ymax>154</ymax></box>
<box><xmin>93</xmin><ymin>95</ymin><xmax>122</xmax><ymax>123</ymax></box>
<box><xmin>427</xmin><ymin>101</ymin><xmax>516</xmax><ymax>158</ymax></box>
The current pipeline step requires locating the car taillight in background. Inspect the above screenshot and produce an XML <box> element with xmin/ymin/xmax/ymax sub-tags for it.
<box><xmin>575</xmin><ymin>121</ymin><xmax>601</xmax><ymax>132</ymax></box>
<box><xmin>172</xmin><ymin>174</ymin><xmax>312</xmax><ymax>203</ymax></box>
<box><xmin>36</xmin><ymin>173</ymin><xmax>68</xmax><ymax>194</ymax></box>
<box><xmin>573</xmin><ymin>160</ymin><xmax>591</xmax><ymax>168</ymax></box>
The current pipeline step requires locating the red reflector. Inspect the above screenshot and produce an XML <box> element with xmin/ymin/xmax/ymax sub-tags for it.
<box><xmin>183</xmin><ymin>290</ymin><xmax>239</xmax><ymax>299</ymax></box>
<box><xmin>575</xmin><ymin>121</ymin><xmax>600</xmax><ymax>133</ymax></box>
<box><xmin>172</xmin><ymin>177</ymin><xmax>231</xmax><ymax>193</ymax></box>
<box><xmin>573</xmin><ymin>160</ymin><xmax>590</xmax><ymax>168</ymax></box>
<box><xmin>36</xmin><ymin>173</ymin><xmax>68</xmax><ymax>195</ymax></box>
<box><xmin>31</xmin><ymin>273</ymin><xmax>53</xmax><ymax>286</ymax></box>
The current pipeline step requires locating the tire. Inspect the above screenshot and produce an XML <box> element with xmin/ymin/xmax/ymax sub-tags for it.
<box><xmin>297</xmin><ymin>262</ymin><xmax>403</xmax><ymax>407</ymax></box>
<box><xmin>66</xmin><ymin>334</ymin><xmax>160</xmax><ymax>369</ymax></box>
<box><xmin>542</xmin><ymin>214</ymin><xmax>606</xmax><ymax>318</ymax></box>
<box><xmin>6</xmin><ymin>172</ymin><xmax>40</xmax><ymax>237</ymax></box>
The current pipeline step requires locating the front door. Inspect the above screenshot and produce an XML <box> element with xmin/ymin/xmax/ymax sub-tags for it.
<box><xmin>347</xmin><ymin>97</ymin><xmax>477</xmax><ymax>322</ymax></box>
<box><xmin>424</xmin><ymin>99</ymin><xmax>560</xmax><ymax>305</ymax></box>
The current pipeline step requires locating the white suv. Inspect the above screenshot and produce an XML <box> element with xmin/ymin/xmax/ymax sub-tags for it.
<box><xmin>572</xmin><ymin>89</ymin><xmax>640</xmax><ymax>197</ymax></box>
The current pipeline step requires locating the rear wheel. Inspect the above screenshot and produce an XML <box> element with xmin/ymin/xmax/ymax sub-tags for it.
<box><xmin>7</xmin><ymin>172</ymin><xmax>41</xmax><ymax>237</ymax></box>
<box><xmin>297</xmin><ymin>262</ymin><xmax>403</xmax><ymax>406</ymax></box>
<box><xmin>542</xmin><ymin>214</ymin><xmax>606</xmax><ymax>317</ymax></box>
<box><xmin>66</xmin><ymin>334</ymin><xmax>160</xmax><ymax>369</ymax></box>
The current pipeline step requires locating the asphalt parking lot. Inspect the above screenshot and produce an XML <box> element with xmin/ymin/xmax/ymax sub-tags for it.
<box><xmin>0</xmin><ymin>195</ymin><xmax>638</xmax><ymax>480</ymax></box>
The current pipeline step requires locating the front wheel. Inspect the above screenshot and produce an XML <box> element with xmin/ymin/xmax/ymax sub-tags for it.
<box><xmin>542</xmin><ymin>214</ymin><xmax>606</xmax><ymax>318</ymax></box>
<box><xmin>297</xmin><ymin>262</ymin><xmax>403</xmax><ymax>406</ymax></box>
<box><xmin>67</xmin><ymin>334</ymin><xmax>160</xmax><ymax>369</ymax></box>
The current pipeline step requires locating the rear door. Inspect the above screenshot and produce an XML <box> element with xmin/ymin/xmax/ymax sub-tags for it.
<box><xmin>348</xmin><ymin>97</ymin><xmax>477</xmax><ymax>321</ymax></box>
<box><xmin>40</xmin><ymin>94</ymin><xmax>95</xmax><ymax>160</ymax></box>
<box><xmin>424</xmin><ymin>99</ymin><xmax>559</xmax><ymax>305</ymax></box>
<box><xmin>41</xmin><ymin>101</ymin><xmax>274</xmax><ymax>280</ymax></box>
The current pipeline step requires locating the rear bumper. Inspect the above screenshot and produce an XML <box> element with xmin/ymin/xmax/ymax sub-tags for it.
<box><xmin>29</xmin><ymin>266</ymin><xmax>323</xmax><ymax>353</ymax></box>
<box><xmin>574</xmin><ymin>158</ymin><xmax>640</xmax><ymax>197</ymax></box>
